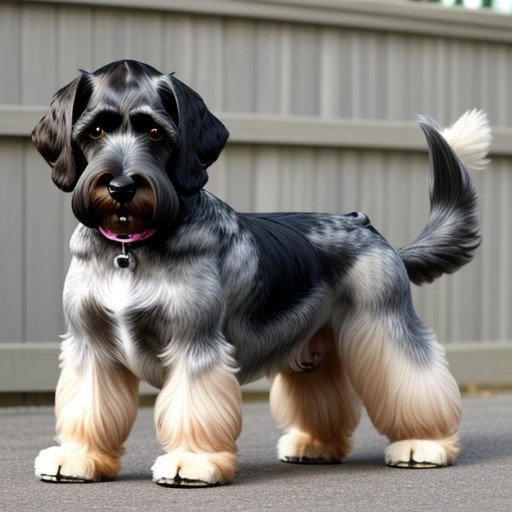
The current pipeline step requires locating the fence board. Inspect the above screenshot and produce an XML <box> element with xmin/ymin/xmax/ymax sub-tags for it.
<box><xmin>0</xmin><ymin>0</ymin><xmax>511</xmax><ymax>388</ymax></box>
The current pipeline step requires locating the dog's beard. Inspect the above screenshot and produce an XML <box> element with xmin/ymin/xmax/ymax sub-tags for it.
<box><xmin>87</xmin><ymin>179</ymin><xmax>156</xmax><ymax>235</ymax></box>
<box><xmin>72</xmin><ymin>170</ymin><xmax>179</xmax><ymax>236</ymax></box>
<box><xmin>72</xmin><ymin>188</ymin><xmax>179</xmax><ymax>235</ymax></box>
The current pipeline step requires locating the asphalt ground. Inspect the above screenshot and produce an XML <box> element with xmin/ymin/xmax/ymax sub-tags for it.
<box><xmin>1</xmin><ymin>395</ymin><xmax>512</xmax><ymax>512</ymax></box>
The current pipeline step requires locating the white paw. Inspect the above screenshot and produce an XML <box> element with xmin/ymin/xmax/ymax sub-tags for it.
<box><xmin>277</xmin><ymin>430</ymin><xmax>347</xmax><ymax>464</ymax></box>
<box><xmin>385</xmin><ymin>440</ymin><xmax>450</xmax><ymax>468</ymax></box>
<box><xmin>35</xmin><ymin>445</ymin><xmax>97</xmax><ymax>482</ymax></box>
<box><xmin>151</xmin><ymin>450</ymin><xmax>235</xmax><ymax>487</ymax></box>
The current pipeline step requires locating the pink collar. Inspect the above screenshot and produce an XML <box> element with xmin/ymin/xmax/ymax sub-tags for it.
<box><xmin>99</xmin><ymin>227</ymin><xmax>157</xmax><ymax>244</ymax></box>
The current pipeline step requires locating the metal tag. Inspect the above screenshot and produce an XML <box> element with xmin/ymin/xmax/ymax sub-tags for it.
<box><xmin>114</xmin><ymin>243</ymin><xmax>137</xmax><ymax>271</ymax></box>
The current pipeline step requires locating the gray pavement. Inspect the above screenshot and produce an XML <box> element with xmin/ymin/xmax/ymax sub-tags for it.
<box><xmin>1</xmin><ymin>395</ymin><xmax>512</xmax><ymax>512</ymax></box>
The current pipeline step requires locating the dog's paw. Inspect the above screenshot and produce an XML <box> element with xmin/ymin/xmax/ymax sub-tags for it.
<box><xmin>385</xmin><ymin>440</ymin><xmax>452</xmax><ymax>468</ymax></box>
<box><xmin>35</xmin><ymin>445</ymin><xmax>98</xmax><ymax>483</ymax></box>
<box><xmin>277</xmin><ymin>430</ymin><xmax>350</xmax><ymax>464</ymax></box>
<box><xmin>151</xmin><ymin>450</ymin><xmax>236</xmax><ymax>487</ymax></box>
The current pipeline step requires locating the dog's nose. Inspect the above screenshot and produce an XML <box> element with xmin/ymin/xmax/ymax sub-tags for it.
<box><xmin>108</xmin><ymin>175</ymin><xmax>136</xmax><ymax>203</ymax></box>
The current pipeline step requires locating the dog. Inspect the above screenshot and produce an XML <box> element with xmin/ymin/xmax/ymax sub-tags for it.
<box><xmin>31</xmin><ymin>60</ymin><xmax>491</xmax><ymax>486</ymax></box>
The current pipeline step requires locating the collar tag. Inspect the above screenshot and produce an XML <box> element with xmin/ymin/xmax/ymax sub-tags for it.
<box><xmin>114</xmin><ymin>242</ymin><xmax>137</xmax><ymax>271</ymax></box>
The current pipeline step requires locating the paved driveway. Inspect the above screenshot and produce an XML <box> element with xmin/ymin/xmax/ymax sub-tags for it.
<box><xmin>1</xmin><ymin>395</ymin><xmax>511</xmax><ymax>511</ymax></box>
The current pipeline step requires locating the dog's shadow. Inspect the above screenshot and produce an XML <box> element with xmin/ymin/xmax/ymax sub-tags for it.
<box><xmin>234</xmin><ymin>455</ymin><xmax>386</xmax><ymax>486</ymax></box>
<box><xmin>116</xmin><ymin>455</ymin><xmax>385</xmax><ymax>486</ymax></box>
<box><xmin>115</xmin><ymin>433</ymin><xmax>507</xmax><ymax>486</ymax></box>
<box><xmin>234</xmin><ymin>430</ymin><xmax>511</xmax><ymax>486</ymax></box>
<box><xmin>118</xmin><ymin>404</ymin><xmax>512</xmax><ymax>485</ymax></box>
<box><xmin>116</xmin><ymin>471</ymin><xmax>154</xmax><ymax>482</ymax></box>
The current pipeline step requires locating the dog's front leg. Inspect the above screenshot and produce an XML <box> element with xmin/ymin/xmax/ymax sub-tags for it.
<box><xmin>35</xmin><ymin>344</ymin><xmax>139</xmax><ymax>482</ymax></box>
<box><xmin>152</xmin><ymin>341</ymin><xmax>242</xmax><ymax>487</ymax></box>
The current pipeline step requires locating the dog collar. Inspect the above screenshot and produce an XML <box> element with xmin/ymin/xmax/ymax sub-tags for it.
<box><xmin>98</xmin><ymin>227</ymin><xmax>157</xmax><ymax>271</ymax></box>
<box><xmin>98</xmin><ymin>227</ymin><xmax>157</xmax><ymax>244</ymax></box>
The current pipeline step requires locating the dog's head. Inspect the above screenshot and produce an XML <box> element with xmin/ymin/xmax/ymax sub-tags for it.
<box><xmin>32</xmin><ymin>60</ymin><xmax>229</xmax><ymax>237</ymax></box>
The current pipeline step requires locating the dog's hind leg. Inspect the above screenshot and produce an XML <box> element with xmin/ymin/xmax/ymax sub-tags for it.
<box><xmin>340</xmin><ymin>251</ymin><xmax>462</xmax><ymax>468</ymax></box>
<box><xmin>35</xmin><ymin>351</ymin><xmax>139</xmax><ymax>482</ymax></box>
<box><xmin>269</xmin><ymin>327</ymin><xmax>361</xmax><ymax>464</ymax></box>
<box><xmin>152</xmin><ymin>342</ymin><xmax>242</xmax><ymax>487</ymax></box>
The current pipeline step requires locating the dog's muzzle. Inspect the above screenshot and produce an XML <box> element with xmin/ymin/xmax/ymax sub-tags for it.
<box><xmin>72</xmin><ymin>167</ymin><xmax>179</xmax><ymax>239</ymax></box>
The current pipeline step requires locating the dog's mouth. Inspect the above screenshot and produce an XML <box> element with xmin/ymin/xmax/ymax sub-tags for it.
<box><xmin>96</xmin><ymin>205</ymin><xmax>157</xmax><ymax>242</ymax></box>
<box><xmin>100</xmin><ymin>208</ymin><xmax>154</xmax><ymax>236</ymax></box>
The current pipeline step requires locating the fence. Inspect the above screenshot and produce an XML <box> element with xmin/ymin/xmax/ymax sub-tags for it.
<box><xmin>1</xmin><ymin>0</ymin><xmax>512</xmax><ymax>394</ymax></box>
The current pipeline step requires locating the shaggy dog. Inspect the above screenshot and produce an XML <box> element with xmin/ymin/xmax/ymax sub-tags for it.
<box><xmin>32</xmin><ymin>60</ymin><xmax>491</xmax><ymax>486</ymax></box>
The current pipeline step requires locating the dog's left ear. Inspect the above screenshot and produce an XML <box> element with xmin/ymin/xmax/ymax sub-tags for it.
<box><xmin>160</xmin><ymin>76</ymin><xmax>229</xmax><ymax>195</ymax></box>
<box><xmin>31</xmin><ymin>73</ymin><xmax>92</xmax><ymax>192</ymax></box>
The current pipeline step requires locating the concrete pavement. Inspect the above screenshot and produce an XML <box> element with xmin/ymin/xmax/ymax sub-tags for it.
<box><xmin>1</xmin><ymin>395</ymin><xmax>512</xmax><ymax>511</ymax></box>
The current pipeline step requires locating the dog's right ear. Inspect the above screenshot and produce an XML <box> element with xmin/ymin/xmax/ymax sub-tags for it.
<box><xmin>31</xmin><ymin>73</ymin><xmax>92</xmax><ymax>192</ymax></box>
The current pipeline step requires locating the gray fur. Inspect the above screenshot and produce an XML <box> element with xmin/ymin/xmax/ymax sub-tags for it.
<box><xmin>33</xmin><ymin>61</ymin><xmax>482</xmax><ymax>460</ymax></box>
<box><xmin>398</xmin><ymin>116</ymin><xmax>481</xmax><ymax>284</ymax></box>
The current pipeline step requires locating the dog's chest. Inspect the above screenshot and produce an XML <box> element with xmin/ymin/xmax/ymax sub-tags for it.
<box><xmin>105</xmin><ymin>274</ymin><xmax>133</xmax><ymax>314</ymax></box>
<box><xmin>97</xmin><ymin>272</ymin><xmax>166</xmax><ymax>386</ymax></box>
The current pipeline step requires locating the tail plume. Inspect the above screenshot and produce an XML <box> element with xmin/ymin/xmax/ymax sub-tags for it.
<box><xmin>441</xmin><ymin>109</ymin><xmax>491</xmax><ymax>172</ymax></box>
<box><xmin>399</xmin><ymin>110</ymin><xmax>491</xmax><ymax>285</ymax></box>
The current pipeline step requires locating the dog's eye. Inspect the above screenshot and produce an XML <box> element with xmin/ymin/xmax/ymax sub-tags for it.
<box><xmin>148</xmin><ymin>127</ymin><xmax>163</xmax><ymax>141</ymax></box>
<box><xmin>88</xmin><ymin>126</ymin><xmax>107</xmax><ymax>140</ymax></box>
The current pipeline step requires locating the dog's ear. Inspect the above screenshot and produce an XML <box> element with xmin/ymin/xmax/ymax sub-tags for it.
<box><xmin>160</xmin><ymin>76</ymin><xmax>229</xmax><ymax>195</ymax></box>
<box><xmin>31</xmin><ymin>73</ymin><xmax>92</xmax><ymax>192</ymax></box>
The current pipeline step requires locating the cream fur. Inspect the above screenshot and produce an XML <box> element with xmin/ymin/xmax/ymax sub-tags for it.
<box><xmin>341</xmin><ymin>314</ymin><xmax>461</xmax><ymax>464</ymax></box>
<box><xmin>153</xmin><ymin>345</ymin><xmax>242</xmax><ymax>485</ymax></box>
<box><xmin>441</xmin><ymin>108</ymin><xmax>492</xmax><ymax>172</ymax></box>
<box><xmin>35</xmin><ymin>354</ymin><xmax>139</xmax><ymax>481</ymax></box>
<box><xmin>270</xmin><ymin>331</ymin><xmax>360</xmax><ymax>463</ymax></box>
<box><xmin>385</xmin><ymin>436</ymin><xmax>460</xmax><ymax>467</ymax></box>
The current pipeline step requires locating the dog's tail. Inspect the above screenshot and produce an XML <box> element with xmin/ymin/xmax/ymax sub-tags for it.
<box><xmin>398</xmin><ymin>109</ymin><xmax>491</xmax><ymax>285</ymax></box>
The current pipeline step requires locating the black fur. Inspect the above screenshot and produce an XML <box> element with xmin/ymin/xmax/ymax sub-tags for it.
<box><xmin>32</xmin><ymin>60</ymin><xmax>488</xmax><ymax>485</ymax></box>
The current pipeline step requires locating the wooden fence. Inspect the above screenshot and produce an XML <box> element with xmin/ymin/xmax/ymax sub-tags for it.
<box><xmin>1</xmin><ymin>0</ymin><xmax>512</xmax><ymax>392</ymax></box>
